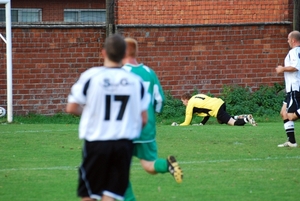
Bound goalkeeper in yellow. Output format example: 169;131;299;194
172;93;257;126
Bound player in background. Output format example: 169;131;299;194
122;37;183;201
66;34;149;201
171;93;257;126
276;30;300;148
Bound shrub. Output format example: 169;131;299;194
156;91;186;123
220;84;285;117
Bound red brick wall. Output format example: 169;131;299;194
0;28;105;115
119;25;289;96
117;0;290;24
0;0;294;115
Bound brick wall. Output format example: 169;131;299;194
0;28;105;115
0;0;294;115
117;0;290;24
118;25;289;96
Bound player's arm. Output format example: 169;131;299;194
179;103;194;126
140;81;150;128
66;103;83;116
66;75;90;116
284;66;299;71
152;71;165;113
141;110;148;128
276;65;298;74
276;51;300;74
200;116;210;125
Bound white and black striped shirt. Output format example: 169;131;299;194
68;67;149;141
284;47;300;92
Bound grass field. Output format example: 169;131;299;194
1;122;300;201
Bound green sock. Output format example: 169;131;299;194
154;158;168;173
124;181;136;201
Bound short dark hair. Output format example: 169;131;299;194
104;34;126;63
181;93;192;100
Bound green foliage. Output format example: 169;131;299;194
0;113;80;124
219;84;285;117
156;91;186;123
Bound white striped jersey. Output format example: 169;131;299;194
284;47;300;93
68;66;149;141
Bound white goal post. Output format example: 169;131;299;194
0;0;12;123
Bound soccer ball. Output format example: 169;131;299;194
0;107;6;117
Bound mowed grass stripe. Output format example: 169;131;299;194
1;155;299;172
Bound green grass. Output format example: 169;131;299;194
0;122;300;201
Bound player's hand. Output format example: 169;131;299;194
171;122;178;126
275;65;284;74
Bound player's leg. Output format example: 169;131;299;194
101;195;115;201
166;155;183;183
227;116;246;126
124;143;156;201
287;112;298;121
78;141;111;200
140;157;183;183
138;142;169;175
287;91;300;121
285;92;298;145
106;140;134;200
124;146;172;201
233;114;257;126
136;142;183;182
278;93;297;147
216;104;246;126
81;197;96;201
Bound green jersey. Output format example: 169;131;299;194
123;63;165;142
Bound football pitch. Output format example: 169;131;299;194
0;122;299;201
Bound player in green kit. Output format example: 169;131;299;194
122;37;183;201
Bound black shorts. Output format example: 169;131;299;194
77;139;134;200
285;91;300;113
216;103;231;124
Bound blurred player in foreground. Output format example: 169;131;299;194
66;34;149;201
172;93;257;126
122;37;183;201
276;30;300;148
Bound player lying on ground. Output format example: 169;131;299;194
172;93;257;126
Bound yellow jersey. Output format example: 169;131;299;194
180;94;224;126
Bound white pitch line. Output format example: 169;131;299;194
178;155;300;164
0;166;77;172
0;155;299;172
0;129;78;134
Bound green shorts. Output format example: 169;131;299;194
133;141;157;161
